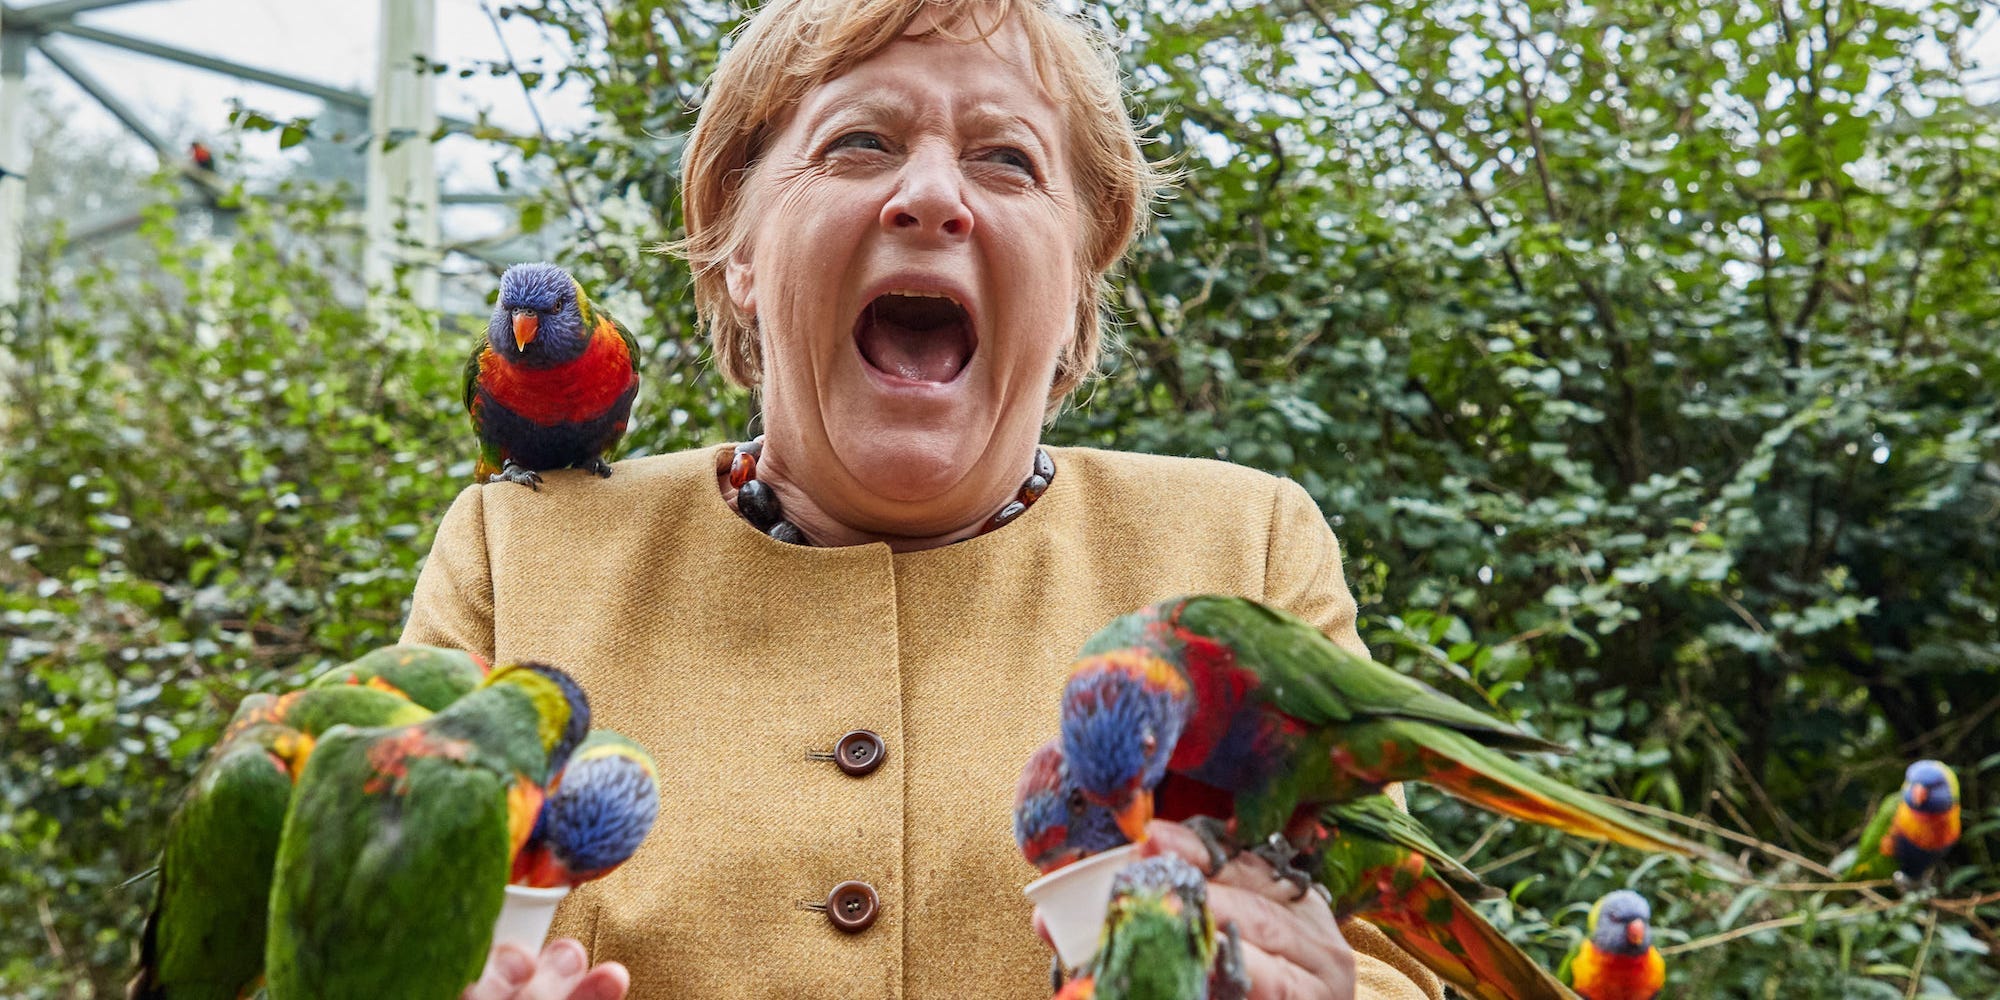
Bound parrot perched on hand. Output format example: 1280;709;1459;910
264;661;591;1000
1314;796;1579;1000
1055;855;1249;1000
511;729;661;888
310;644;489;712
129;687;430;1000
1557;890;1663;1000
1014;739;1129;874
1841;759;1960;889
466;261;640;489
1059;595;1715;884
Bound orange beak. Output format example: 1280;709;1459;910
512;309;539;351
1113;791;1154;844
1627;918;1648;947
1910;783;1928;807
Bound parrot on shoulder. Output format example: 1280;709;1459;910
512;729;661;888
1055;855;1248;1000
310;644;489;712
466;262;640;489
1313;796;1578;1000
1840;759;1960;889
1557;890;1663;1000
129;686;429;1000
264;661;590;1000
1059;595;1716;887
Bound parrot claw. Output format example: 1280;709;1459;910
491;462;544;490
1049;954;1066;995
1212;919;1252;1000
1252;833;1317;901
1182;815;1240;876
581;457;614;478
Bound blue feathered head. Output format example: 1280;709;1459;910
1588;889;1654;957
1059;650;1190;843
1903;759;1958;814
491;262;590;367
1013;740;1128;872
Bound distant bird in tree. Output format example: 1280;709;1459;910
1055;855;1249;1000
465;262;640;490
1841;759;1960;889
511;729;661;888
1558;890;1664;1000
129;686;429;1000
311;644;489;712
189;142;215;172
1059;595;1717;892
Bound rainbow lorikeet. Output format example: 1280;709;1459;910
1840;759;1960;889
512;729;661;888
129;686;429;1000
264;662;590;1000
310;643;489;712
1054;855;1249;1000
1314;796;1578;1000
1014;739;1128;874
466;262;640;489
1059;595;1715;887
1557;891;1663;1000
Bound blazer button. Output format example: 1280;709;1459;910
834;730;886;777
826;881;880;933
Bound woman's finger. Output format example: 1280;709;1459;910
1202;880;1351;987
1137;820;1227;876
1234;934;1348;1000
520;938;594;998
563;962;630;1000
463;943;537;999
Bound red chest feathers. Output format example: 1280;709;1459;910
479;325;637;425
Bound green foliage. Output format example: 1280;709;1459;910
5;0;1999;995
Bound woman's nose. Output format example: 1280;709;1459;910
880;148;973;240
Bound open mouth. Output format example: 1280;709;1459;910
854;291;975;384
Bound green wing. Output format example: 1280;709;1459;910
267;724;515;1000
1175;596;1564;754
1321;795;1493;892
1555;938;1581;984
311;644;488;712
134;720;296;1000
278;684;432;735
1841;793;1900;880
462;336;485;419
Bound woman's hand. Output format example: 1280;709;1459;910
1033;820;1357;1000
461;939;630;1000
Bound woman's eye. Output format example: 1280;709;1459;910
983;147;1036;174
829;131;888;153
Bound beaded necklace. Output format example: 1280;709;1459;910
724;435;1056;546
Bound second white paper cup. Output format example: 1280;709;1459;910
1021;844;1140;970
492;884;571;956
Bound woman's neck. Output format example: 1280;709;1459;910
720;437;1041;553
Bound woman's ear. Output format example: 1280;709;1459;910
725;246;756;321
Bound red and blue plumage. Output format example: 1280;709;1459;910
466;262;640;489
1559;890;1664;1000
1842;758;1960;888
1012;739;1130;874
512;729;661;888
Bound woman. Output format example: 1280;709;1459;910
421;1;1442;997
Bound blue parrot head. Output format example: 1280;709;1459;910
542;746;661;879
1589;889;1654;957
1902;759;1958;814
1059;650;1190;844
492;262;590;366
488;661;593;779
1013;740;1129;873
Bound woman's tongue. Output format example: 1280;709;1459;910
857;310;969;384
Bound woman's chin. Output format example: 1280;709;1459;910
826;427;983;507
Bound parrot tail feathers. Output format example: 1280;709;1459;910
1366;877;1581;1000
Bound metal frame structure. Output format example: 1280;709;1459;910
0;0;469;315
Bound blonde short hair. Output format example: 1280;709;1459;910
676;0;1165;409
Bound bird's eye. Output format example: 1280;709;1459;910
1067;789;1088;816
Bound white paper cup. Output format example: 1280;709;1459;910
491;884;571;955
1021;844;1141;970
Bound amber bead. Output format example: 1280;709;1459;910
728;451;757;489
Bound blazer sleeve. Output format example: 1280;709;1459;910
400;484;498;663
1264;477;1446;1000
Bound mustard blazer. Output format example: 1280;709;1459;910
403;445;1441;1000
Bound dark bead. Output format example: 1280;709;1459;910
826;881;880;934
736;479;782;531
768;520;809;546
1032;448;1054;483
834;730;887;777
734;437;764;457
1020;474;1050;503
988;500;1027;530
728;451;757;489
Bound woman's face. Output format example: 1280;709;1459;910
726;13;1080;525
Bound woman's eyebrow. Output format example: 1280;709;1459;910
805;93;914;134
960;104;1052;151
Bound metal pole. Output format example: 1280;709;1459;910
365;0;439;326
0;25;32;307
